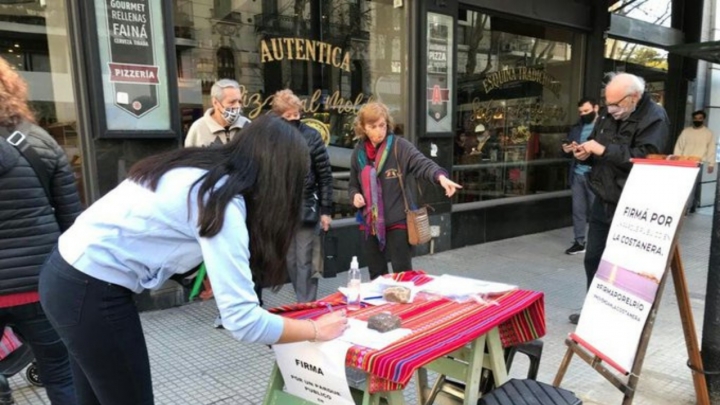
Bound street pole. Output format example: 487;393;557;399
702;170;720;401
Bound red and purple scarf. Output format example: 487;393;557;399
356;135;394;250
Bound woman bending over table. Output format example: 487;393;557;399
38;115;348;405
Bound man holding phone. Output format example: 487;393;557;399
562;97;599;257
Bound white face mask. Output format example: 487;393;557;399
221;106;242;125
607;103;635;121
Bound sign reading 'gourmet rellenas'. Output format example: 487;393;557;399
105;0;160;117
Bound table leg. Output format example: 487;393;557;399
485;327;509;388
262;363;284;405
463;334;487;405
415;368;430;404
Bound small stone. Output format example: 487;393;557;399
367;312;402;333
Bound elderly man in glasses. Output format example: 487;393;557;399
566;72;670;325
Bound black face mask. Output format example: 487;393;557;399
580;111;596;125
693;121;703;128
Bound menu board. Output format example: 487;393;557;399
96;0;171;132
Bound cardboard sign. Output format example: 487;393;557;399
273;339;355;405
575;161;699;373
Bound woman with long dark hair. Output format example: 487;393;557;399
38;115;348;404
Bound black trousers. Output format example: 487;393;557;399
363;229;413;280
583;198;613;290
39;249;153;405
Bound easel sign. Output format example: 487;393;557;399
554;159;708;404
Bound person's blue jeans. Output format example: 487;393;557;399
0;302;75;404
571;172;595;245
39;249;153;405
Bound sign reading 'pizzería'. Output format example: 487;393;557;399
260;37;351;72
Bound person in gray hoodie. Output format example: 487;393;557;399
348;102;461;279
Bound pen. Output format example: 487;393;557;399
363;296;383;300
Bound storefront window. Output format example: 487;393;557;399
0;1;86;205
174;0;408;218
610;0;671;27
605;38;667;105
453;9;584;203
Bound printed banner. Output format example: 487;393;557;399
575;161;699;373
273;339;355;405
95;0;171;131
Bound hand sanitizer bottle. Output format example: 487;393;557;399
347;256;361;311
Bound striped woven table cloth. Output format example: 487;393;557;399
269;271;545;393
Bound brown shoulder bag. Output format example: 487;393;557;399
395;141;432;245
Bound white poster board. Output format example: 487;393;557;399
574;161;699;373
272;339;355;405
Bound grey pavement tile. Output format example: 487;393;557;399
7;211;717;404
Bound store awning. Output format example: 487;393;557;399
666;41;720;64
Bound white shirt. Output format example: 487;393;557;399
674;126;716;167
58;167;283;344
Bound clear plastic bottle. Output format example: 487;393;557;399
347;256;361;311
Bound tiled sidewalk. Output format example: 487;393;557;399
8;208;715;404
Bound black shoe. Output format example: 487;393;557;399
568;313;580;325
565;242;586;255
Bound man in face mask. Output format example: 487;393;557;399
184;79;251;148
183;79;252;315
561;98;599;260
673;110;715;213
569;72;670;325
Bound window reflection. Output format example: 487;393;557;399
0;1;86;206
174;0;408;218
610;0;672;27
453;9;583;203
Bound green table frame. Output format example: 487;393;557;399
262;326;509;405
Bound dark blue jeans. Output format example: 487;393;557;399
0;302;75;404
583;198;613;290
39;249;153;405
570;173;595;245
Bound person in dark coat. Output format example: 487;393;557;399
569;72;670;325
272;89;333;302
348;102;462;279
0;56;81;403
561;97;599;256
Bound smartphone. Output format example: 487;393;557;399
561;139;572;145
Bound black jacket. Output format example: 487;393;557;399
349;136;445;226
0;123;83;294
297;122;333;223
587;93;670;207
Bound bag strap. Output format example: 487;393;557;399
0;123;53;200
394;138;431;212
394;139;411;212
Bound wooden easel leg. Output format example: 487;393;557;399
553;341;575;387
671;247;711;405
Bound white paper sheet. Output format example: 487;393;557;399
337;318;412;350
273;339;355;405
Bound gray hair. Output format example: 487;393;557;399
211;79;241;102
606;72;645;96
